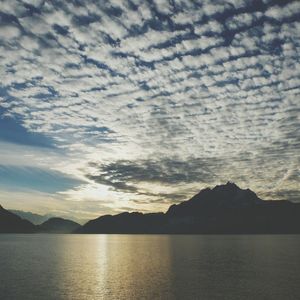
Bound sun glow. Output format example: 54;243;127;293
60;183;111;202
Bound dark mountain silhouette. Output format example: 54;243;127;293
77;182;300;234
0;205;80;233
1;183;300;234
76;212;166;234
167;182;263;216
165;182;300;233
9;210;54;225
0;204;36;233
38;217;81;233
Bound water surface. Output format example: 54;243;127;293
0;234;299;299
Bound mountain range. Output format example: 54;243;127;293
77;182;300;234
9;210;55;225
1;182;300;234
38;217;81;233
0;204;36;233
0;206;80;233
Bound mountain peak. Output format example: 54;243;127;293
226;181;239;187
77;182;300;234
213;181;240;191
39;217;80;233
167;182;263;217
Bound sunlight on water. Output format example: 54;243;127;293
0;235;300;300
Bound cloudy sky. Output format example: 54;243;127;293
0;0;299;222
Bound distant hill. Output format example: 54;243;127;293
9;210;54;225
0;205;36;233
0;206;81;233
38;217;81;233
76;212;166;234
77;182;300;234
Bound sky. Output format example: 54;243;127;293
0;0;299;223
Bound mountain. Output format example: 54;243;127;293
2;183;300;234
167;182;263;216
38;217;81;233
1;207;81;233
76;212;165;234
77;182;300;234
166;182;300;233
0;205;36;233
9;210;54;225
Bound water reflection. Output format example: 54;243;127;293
94;235;174;299
0;234;300;300
57;235;174;299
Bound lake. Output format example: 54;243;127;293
0;234;299;299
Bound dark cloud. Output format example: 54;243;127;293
87;157;218;192
262;189;300;202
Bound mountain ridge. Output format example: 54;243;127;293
77;182;300;234
1;182;299;234
0;207;81;233
166;181;264;217
0;205;36;233
38;217;81;233
9;210;55;225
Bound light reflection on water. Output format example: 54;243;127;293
0;234;300;300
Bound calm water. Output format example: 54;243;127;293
0;235;300;300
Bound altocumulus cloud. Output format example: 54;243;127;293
0;0;299;219
86;157;219;201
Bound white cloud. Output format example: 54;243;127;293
153;0;173;15
265;2;300;20
226;12;263;30
0;25;20;40
0;0;299;218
